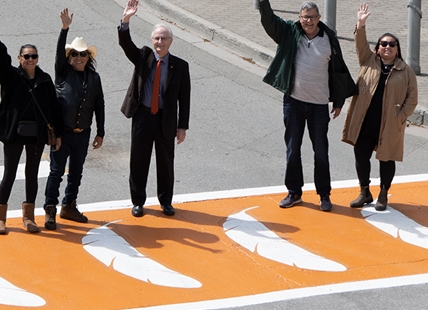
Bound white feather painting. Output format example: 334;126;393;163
223;207;347;272
82;220;202;288
0;276;45;307
362;205;428;250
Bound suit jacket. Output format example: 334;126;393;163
118;28;191;139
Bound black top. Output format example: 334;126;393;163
360;62;393;140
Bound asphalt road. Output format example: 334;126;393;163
1;0;428;309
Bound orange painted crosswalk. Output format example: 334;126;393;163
1;176;428;309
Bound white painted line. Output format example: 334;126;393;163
7;173;428;218
128;273;428;310
0;160;50;180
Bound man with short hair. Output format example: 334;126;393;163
118;0;191;217
259;0;356;211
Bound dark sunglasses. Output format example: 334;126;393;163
21;54;38;60
380;41;397;48
70;51;88;58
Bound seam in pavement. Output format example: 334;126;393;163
143;0;275;67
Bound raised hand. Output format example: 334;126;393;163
357;3;370;28
123;0;139;23
60;8;73;30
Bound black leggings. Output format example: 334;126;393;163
0;142;44;204
354;134;395;190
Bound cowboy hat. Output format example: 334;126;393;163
65;37;97;59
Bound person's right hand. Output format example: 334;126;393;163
60;8;73;30
357;3;370;28
123;0;139;23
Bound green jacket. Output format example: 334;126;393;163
260;0;357;108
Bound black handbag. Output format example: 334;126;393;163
16;99;38;137
17;120;38;136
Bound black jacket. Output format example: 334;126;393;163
0;40;63;145
55;29;105;137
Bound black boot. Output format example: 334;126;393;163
375;186;388;211
44;205;57;230
350;185;373;208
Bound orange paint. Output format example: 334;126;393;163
0;181;427;309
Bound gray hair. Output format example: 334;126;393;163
300;2;319;15
151;23;174;40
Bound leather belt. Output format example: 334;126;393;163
66;127;84;133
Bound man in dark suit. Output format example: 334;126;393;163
118;0;191;217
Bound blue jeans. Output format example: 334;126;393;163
44;129;90;206
283;95;331;196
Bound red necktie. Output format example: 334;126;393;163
151;59;162;114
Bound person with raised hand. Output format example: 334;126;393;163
259;0;356;211
118;0;191;218
43;8;105;230
0;40;62;234
342;3;418;211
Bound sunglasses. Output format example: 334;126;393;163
380;41;397;48
70;51;88;58
21;54;38;60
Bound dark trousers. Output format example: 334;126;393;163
354;134;395;189
129;106;175;207
0;142;44;204
283;96;331;196
44;129;90;206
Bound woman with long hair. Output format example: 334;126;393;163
0;40;62;234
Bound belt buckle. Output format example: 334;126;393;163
73;128;84;133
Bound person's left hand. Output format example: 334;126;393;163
92;136;103;149
176;129;186;145
331;107;342;119
60;8;73;30
52;137;62;152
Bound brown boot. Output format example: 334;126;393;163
375;186;388;211
22;202;40;233
60;200;88;223
350;185;373;208
0;204;7;234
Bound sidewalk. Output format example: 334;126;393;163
142;0;428;125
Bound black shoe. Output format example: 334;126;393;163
161;204;175;216
44;204;57;230
132;205;144;217
60;200;88;223
279;193;302;208
320;194;333;212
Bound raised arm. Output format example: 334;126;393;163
55;9;74;78
0;40;12;85
354;3;372;66
118;0;143;65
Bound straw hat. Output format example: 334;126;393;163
65;37;97;59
